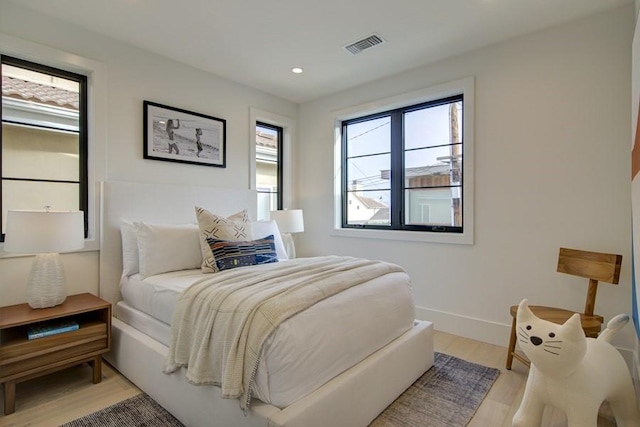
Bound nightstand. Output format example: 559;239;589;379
0;293;111;415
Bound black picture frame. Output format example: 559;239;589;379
143;101;226;168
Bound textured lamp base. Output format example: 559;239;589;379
27;253;67;309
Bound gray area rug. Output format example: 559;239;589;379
61;352;499;427
60;393;182;427
369;352;499;426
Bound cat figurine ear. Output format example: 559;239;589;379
516;299;586;377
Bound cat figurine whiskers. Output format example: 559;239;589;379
512;299;640;427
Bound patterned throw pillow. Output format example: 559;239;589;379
195;206;251;273
206;235;278;271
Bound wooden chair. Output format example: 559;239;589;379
505;247;622;370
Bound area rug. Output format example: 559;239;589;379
369;352;499;426
60;393;182;427
61;352;499;427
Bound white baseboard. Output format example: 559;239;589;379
416;305;635;370
415;305;512;348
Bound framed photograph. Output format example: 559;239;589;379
143;101;226;167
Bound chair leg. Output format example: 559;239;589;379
506;315;517;370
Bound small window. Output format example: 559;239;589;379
1;56;88;240
255;122;283;221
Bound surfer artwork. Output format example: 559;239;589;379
143;101;226;168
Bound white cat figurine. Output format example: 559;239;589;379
512;299;640;427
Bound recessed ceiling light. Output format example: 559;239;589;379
291;67;304;74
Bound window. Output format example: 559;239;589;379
1;55;88;240
255;122;283;221
337;77;473;243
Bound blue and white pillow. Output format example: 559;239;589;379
206;234;278;271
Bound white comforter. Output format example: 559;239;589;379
120;257;415;408
164;256;406;410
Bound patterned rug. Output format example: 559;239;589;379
61;352;499;427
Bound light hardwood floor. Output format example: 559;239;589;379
0;331;620;427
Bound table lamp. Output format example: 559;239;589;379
270;209;304;259
4;209;84;309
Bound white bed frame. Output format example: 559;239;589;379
99;180;434;427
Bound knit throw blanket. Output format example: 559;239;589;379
163;255;404;410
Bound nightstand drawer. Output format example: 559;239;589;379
0;336;107;380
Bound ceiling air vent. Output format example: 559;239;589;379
344;34;385;55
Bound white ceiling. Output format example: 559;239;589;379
7;0;632;104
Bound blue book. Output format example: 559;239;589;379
27;321;79;340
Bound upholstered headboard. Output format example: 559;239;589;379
99;180;256;306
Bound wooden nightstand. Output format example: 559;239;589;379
0;293;111;415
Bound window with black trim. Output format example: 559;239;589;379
342;94;463;233
1;55;88;241
255;122;283;221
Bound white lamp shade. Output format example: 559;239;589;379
270;209;304;234
4;210;85;254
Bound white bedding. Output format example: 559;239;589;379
119;261;415;408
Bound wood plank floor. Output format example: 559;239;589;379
0;331;619;427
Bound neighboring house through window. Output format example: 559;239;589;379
1;55;88;241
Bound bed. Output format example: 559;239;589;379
99;180;434;427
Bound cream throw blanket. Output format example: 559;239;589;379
164;255;405;410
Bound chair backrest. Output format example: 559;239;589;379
556;247;622;316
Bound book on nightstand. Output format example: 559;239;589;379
27;321;80;340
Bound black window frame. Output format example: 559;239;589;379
341;94;463;233
256;121;283;211
1;55;89;241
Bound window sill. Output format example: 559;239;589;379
331;227;473;245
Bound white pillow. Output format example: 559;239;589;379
195;207;251;273
251;220;288;261
120;220;139;277
120;220;140;276
135;222;202;279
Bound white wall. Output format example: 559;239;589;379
0;1;297;306
297;5;636;350
0;1;635;353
